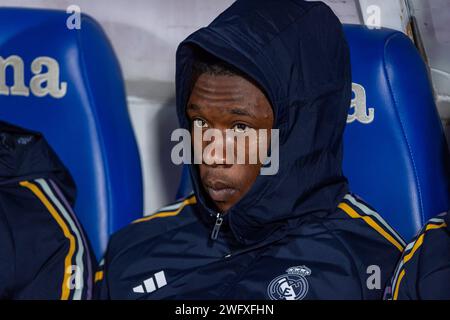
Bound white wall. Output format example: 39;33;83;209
410;0;450;129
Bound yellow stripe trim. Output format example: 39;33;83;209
338;202;404;252
392;222;447;300
132;195;197;224
94;271;104;283
393;270;405;300
20;180;76;300
404;223;447;264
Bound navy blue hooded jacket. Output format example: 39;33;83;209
96;0;404;300
386;212;450;300
0;121;94;300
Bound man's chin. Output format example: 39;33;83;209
212;199;234;214
215;203;232;214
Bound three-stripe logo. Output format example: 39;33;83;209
133;271;167;294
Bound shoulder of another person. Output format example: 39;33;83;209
107;193;198;257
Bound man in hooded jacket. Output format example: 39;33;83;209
0;121;94;300
95;0;404;300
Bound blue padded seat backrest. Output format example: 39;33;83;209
342;24;449;241
0;8;143;259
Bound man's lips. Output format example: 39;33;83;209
204;181;237;202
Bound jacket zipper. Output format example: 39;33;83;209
210;212;224;240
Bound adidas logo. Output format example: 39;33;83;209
133;270;167;294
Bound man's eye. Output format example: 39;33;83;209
193;119;208;128
233;123;250;133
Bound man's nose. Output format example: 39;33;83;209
202;129;233;167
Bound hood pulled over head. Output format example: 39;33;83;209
176;0;352;245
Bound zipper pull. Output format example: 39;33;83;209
210;213;224;240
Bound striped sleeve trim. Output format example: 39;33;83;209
19;179;91;300
94;258;105;284
390;217;448;300
338;194;405;252
94;271;104;283
132;194;197;224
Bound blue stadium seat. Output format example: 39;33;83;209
343;24;449;241
177;24;450;242
0;8;143;259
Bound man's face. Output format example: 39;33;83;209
187;73;274;213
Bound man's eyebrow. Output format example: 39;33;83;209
187;103;202;111
228;107;257;119
187;103;257;119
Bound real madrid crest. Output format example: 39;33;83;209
267;266;311;300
